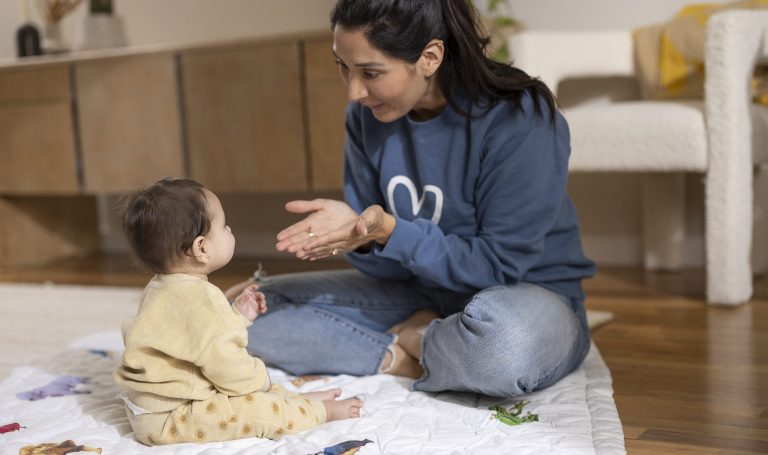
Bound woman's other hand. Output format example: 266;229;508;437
275;199;395;260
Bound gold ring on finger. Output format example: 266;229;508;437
332;248;339;256
308;231;316;239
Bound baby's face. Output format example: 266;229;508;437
202;189;235;271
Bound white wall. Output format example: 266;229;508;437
1;0;336;59
4;0;733;59
506;0;729;30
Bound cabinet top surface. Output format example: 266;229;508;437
0;30;332;73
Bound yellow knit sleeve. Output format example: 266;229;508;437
196;329;271;396
189;280;271;396
230;301;254;327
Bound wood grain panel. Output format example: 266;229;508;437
0;196;98;267
0;102;78;193
0;66;70;103
182;44;307;193
304;38;348;191
76;54;184;192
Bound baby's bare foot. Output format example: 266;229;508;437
387;309;439;334
324;397;362;421
300;388;341;401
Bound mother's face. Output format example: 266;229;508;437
332;25;441;123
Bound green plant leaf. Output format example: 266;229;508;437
493;16;517;28
488;0;503;12
492;45;509;63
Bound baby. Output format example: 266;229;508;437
115;178;361;446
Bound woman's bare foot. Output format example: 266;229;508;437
398;325;428;359
323;397;362;421
379;344;424;379
387;309;439;334
300;388;341;401
386;309;439;360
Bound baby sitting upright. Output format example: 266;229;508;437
114;178;361;446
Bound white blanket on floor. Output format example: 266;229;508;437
0;283;625;454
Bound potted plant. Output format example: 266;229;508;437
473;0;518;62
37;0;84;53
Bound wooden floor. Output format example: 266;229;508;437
1;255;766;454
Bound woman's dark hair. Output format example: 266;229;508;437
122;178;211;274
330;0;556;120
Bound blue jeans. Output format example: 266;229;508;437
247;270;591;397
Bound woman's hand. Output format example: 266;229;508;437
234;284;267;322
275;199;395;261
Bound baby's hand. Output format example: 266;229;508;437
234;284;267;322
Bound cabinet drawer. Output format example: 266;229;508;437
0;102;78;193
76;54;184;192
0;66;70;103
182;44;307;193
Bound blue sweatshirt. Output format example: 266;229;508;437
344;93;595;304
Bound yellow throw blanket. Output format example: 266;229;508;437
633;0;768;105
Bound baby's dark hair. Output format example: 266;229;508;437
122;178;211;274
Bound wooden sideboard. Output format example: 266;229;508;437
0;32;348;267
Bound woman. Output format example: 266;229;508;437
239;0;595;397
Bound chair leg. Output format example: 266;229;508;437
753;164;768;276
641;173;686;271
705;168;753;306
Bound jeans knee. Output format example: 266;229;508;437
456;285;582;395
469;328;556;395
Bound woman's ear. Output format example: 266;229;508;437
190;235;209;264
420;39;445;78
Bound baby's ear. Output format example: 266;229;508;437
189;235;209;264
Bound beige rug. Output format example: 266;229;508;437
0;283;613;380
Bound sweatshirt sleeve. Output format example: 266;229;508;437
195;286;270;396
196;329;271;396
343;104;415;281
377;105;572;293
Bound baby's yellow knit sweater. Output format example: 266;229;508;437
115;273;270;413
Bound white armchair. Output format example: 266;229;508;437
509;10;768;305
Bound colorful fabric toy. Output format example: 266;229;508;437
312;438;374;455
16;376;90;401
0;422;23;434
19;440;102;454
489;401;539;426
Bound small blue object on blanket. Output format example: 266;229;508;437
88;349;112;358
312;438;374;455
